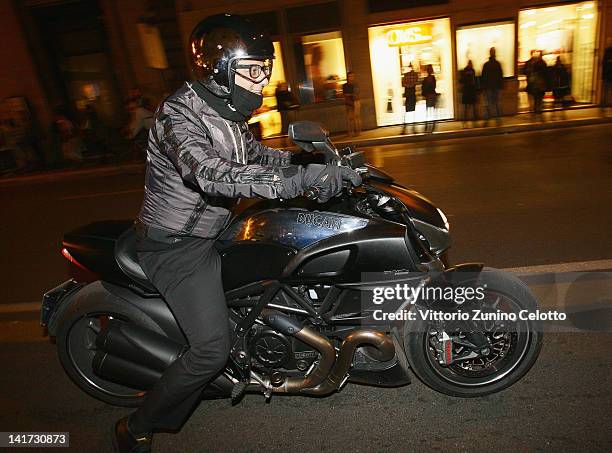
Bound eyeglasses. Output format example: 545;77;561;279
232;60;273;82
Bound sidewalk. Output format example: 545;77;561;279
1;107;609;187
262;106;611;149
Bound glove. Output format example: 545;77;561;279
278;164;362;203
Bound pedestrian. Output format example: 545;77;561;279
112;14;362;453
81;103;111;159
551;56;570;119
343;71;362;136
421;64;438;133
275;81;299;135
460;60;478;127
524;50;548;119
601;41;612;115
481;47;504;126
52;106;84;164
402;63;419;134
125;96;153;161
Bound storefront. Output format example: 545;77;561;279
368;18;454;127
249;41;286;138
518;1;599;109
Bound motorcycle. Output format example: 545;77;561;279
41;121;542;407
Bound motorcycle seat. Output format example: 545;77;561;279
114;227;156;292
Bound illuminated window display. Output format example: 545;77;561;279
294;31;348;104
368;18;453;126
249;41;286;137
518;2;598;107
456;22;515;77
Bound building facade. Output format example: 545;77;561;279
1;0;610;150
177;0;612;135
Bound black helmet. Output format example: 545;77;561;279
190;13;274;96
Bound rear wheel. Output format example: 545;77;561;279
55;286;159;407
404;268;543;397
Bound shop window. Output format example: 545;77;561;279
518;1;598;107
294;31;348;104
248;41;286;138
456;22;515;77
368;18;454;126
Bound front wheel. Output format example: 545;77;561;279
404;268;543;397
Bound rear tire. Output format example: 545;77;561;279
404;268;543;397
55;283;160;407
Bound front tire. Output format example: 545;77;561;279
404;268;543;397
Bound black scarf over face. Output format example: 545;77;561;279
192;81;263;122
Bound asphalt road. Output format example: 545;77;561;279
0;124;611;452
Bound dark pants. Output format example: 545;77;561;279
130;233;231;432
462;102;477;122
486;89;501;120
531;92;545;115
602;81;612;108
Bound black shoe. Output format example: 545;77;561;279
113;417;152;453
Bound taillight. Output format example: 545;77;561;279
61;247;86;270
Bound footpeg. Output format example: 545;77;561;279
231;381;248;404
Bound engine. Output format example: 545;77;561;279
247;325;319;373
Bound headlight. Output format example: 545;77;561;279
437;208;450;231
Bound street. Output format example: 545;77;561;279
0;124;611;451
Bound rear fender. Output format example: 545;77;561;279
47;280;184;344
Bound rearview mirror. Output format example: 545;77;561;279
288;121;329;143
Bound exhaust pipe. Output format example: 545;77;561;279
260;310;336;393
95;320;186;371
260;310;395;395
92;351;161;389
92;320;185;389
301;329;395;395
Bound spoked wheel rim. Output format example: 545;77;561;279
66;313;146;400
424;291;532;387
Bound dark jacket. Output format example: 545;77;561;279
603;46;612;82
460;66;478;104
524;58;548;94
551;63;570;97
276;88;299;111
138;82;291;239
481;58;504;91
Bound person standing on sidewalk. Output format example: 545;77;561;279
402;63;419;134
524;51;548;119
481;47;504;126
275;81;299;134
602;42;612;115
343;71;362;136
126;96;154;161
551;56;570;119
459;60;478;127
421;65;438;134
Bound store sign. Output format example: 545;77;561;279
386;25;433;46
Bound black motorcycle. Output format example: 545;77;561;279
41;121;542;407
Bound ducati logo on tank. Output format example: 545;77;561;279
296;212;342;230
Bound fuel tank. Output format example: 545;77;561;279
216;197;415;289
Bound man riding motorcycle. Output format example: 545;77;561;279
113;13;362;453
